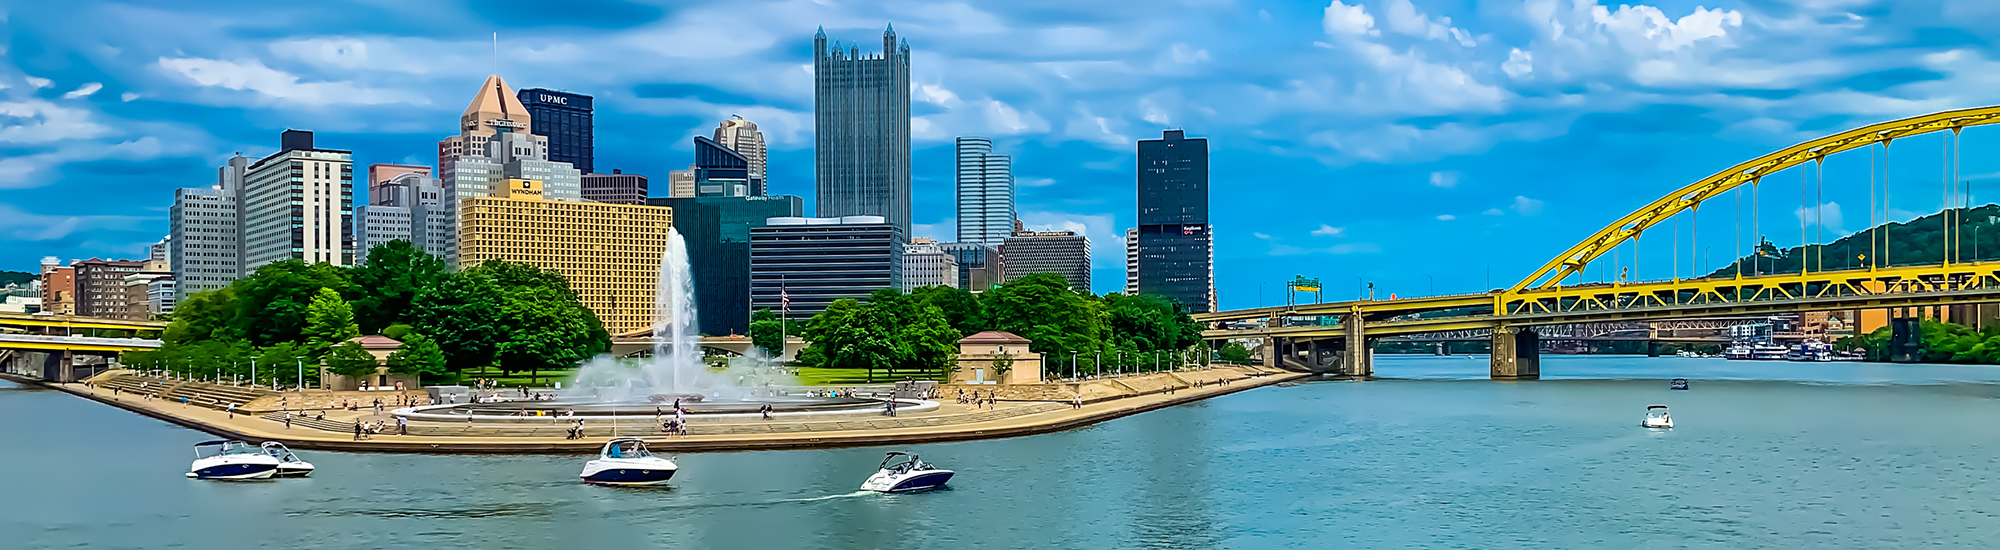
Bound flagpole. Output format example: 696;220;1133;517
778;274;788;363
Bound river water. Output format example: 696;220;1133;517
6;356;2000;548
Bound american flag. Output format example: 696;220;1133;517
780;288;790;311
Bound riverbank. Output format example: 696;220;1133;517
7;365;1306;453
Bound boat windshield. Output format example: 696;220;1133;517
603;440;650;459
195;440;259;458
1646;407;1670;418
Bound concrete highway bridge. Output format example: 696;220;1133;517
1197;106;2000;378
0;313;165;382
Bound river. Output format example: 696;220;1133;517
6;356;2000;548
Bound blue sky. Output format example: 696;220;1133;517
4;0;2000;309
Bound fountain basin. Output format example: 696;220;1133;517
397;397;938;422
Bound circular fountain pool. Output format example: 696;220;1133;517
398;395;938;422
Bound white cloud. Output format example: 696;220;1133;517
119;92;139;102
0;100;114;143
911;218;955;242
1383;0;1474;46
0;202;152;241
1017;210;1123;269
1310;224;1345;237
1020;177;1056;187
1253;232;1274;240
23;76;50;89
1269;242;1381;256
1168;43;1210;64
156;57;421;106
1323;1;1379;37
1436;214;1456;221
61;83;103;99
0;137;177;190
1503;48;1533;78
1512;196;1545;216
1794;201;1845;234
1428;171;1459;188
1483;208;1505;216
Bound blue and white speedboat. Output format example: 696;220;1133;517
579;438;677;486
187;440;280;480
861;452;953;493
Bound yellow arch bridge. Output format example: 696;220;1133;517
1195;105;2000;378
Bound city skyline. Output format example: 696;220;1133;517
6;2;2000;309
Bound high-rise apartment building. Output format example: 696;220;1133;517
750;216;903;319
457;178;673;334
172;156;246;299
242;130;353;270
72;258;147;318
441;75;584;260
39;257;74;315
667;167;697;198
649;194;805;336
713;116;767;196
582;169;648;205
518;88;594;174
1135;129;1214;313
955;137;1014;245
902;238;959;290
1125;227;1139;295
813;26;912;232
356;166;449;263
1001;229;1091;291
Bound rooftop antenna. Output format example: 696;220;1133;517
491;32;498;75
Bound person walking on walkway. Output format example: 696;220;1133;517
398;416;407;436
353;421;364;441
284;411;293;429
226;403;236;419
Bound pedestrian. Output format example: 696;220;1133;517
398;416;407;436
353;421;364;441
316;411;325;421
284;412;292;429
226;403;235;419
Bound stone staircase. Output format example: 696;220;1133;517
94;375;274;411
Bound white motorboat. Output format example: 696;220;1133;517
260;442;315;478
578;437;677;486
861;452;954;493
187;440;281;480
1642;405;1674;429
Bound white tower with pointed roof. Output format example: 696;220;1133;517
438;74;584;262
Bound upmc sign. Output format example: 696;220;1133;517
521;89;591;111
539;94;568;105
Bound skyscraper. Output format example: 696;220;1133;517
518;88;594;174
647;194;805;336
1135;129;1214;313
582;169;648;205
713;116;767;196
955;137;1015;245
813;25;912;232
441;75;583;261
902;238;959;290
750;216;904;319
170;155;244;300
1124;227;1139;295
242;130;352;270
356;164;449;263
458;178;673;334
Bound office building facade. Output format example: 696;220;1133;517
441;75;584;260
1001;230;1091;291
648;194;805;336
667;167;697;198
955;137;1014;245
713;116;767;196
813;26;912;232
171;155;246;299
357;167;450;263
148;236;172;265
939;242;1003;292
902;238;959;290
1136;129;1214;312
458;178;672;334
582;170;648;205
692;136;753;198
72;258;147;318
242;130;353;270
121;260;172;320
518;88;594;174
750;216;903;319
1124;227;1139;295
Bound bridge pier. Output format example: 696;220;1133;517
1340;316;1372;377
1490;327;1540;380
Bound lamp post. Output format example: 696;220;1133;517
297;359;304;392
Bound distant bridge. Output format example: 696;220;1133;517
1198;106;2000;378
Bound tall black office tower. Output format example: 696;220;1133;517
517;88;594;175
1136;130;1214;313
812;25;912;233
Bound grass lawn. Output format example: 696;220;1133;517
431;366;580;388
791;366;947;386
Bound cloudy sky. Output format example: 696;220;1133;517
4;0;2000;309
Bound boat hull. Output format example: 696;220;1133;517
864;470;954;493
188;461;279;480
274;463;315;478
580;458;677;486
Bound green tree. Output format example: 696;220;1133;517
799;298;898;375
163;288;241;345
255;342;305;387
493;283;605;380
749;308;802;357
980;273;1107;359
387;333;449;377
907;285;985;337
1217;342;1253;364
302;287;361;359
325;341;382;378
411;270;506;373
1104;293;1202;352
348;240;448;333
230;260;353;346
901;303;962;374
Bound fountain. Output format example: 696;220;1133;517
401;228;935;422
